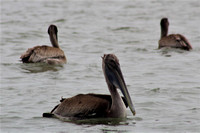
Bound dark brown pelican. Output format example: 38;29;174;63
158;18;192;51
20;25;66;65
43;54;135;120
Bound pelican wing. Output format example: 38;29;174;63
52;94;110;119
176;34;192;50
159;34;192;50
20;45;66;64
49;93;128;119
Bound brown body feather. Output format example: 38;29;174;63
20;45;66;64
49;94;128;119
159;34;192;50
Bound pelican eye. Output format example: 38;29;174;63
107;59;118;69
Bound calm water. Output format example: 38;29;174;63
1;0;200;132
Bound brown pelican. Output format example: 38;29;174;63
43;54;135;120
158;18;192;51
20;25;66;65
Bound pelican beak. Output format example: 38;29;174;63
104;55;136;116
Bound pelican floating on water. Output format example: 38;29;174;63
20;25;66;65
158;18;192;51
43;54;135;120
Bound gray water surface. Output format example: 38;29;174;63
1;0;200;133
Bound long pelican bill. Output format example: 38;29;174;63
104;55;136;116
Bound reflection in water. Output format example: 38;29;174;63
19;63;64;73
42;114;139;126
54;117;129;125
158;48;186;57
102;129;128;133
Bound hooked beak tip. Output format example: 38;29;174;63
133;111;136;116
130;106;136;116
101;54;107;60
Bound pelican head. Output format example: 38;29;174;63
102;54;136;116
161;18;169;28
48;25;59;48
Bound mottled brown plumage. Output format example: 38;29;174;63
20;25;66;64
49;94;128;119
43;54;135;120
158;18;192;51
